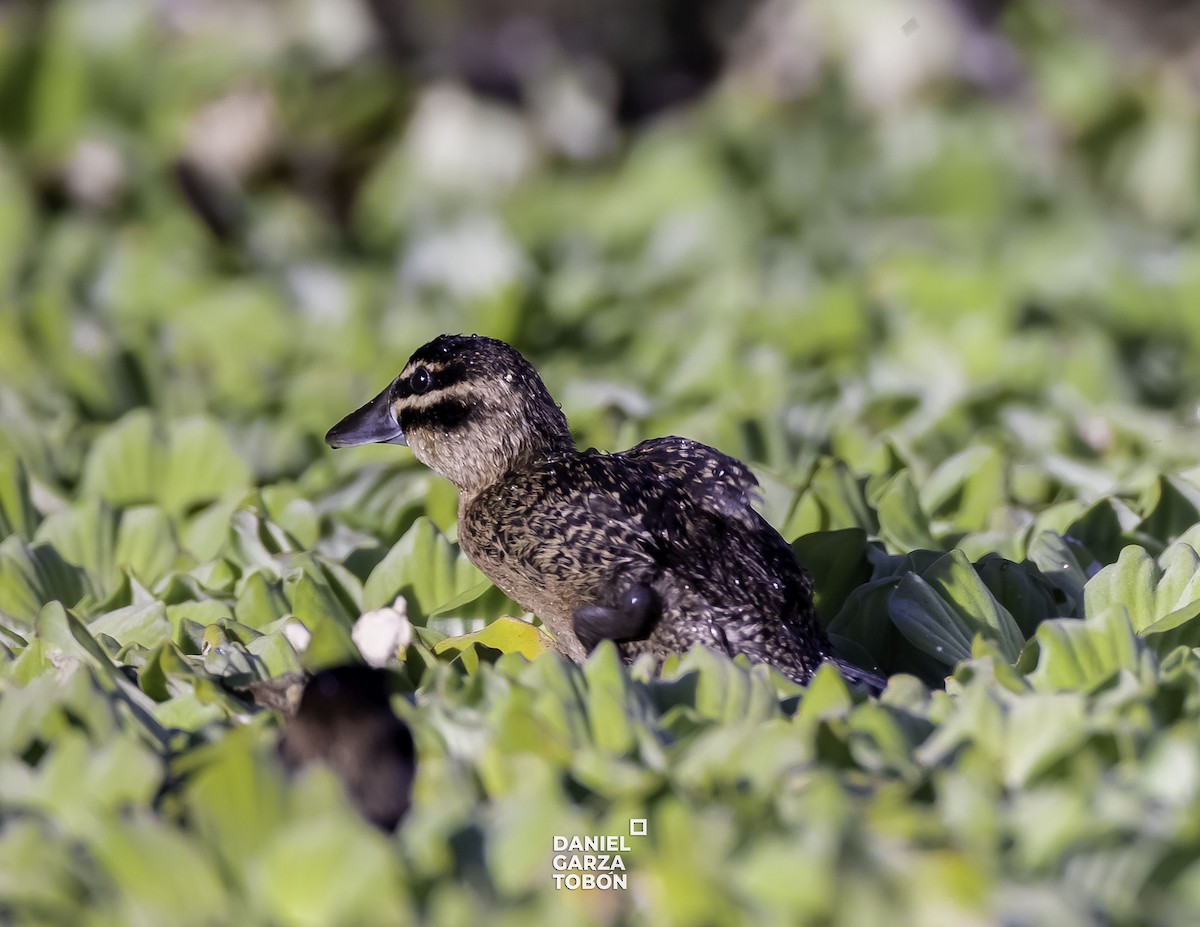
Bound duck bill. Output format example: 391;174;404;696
325;383;407;449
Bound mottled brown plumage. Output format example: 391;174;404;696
327;334;883;689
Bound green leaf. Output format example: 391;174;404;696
432;617;553;660
362;517;513;622
33;500;182;600
32;601;115;669
0;452;38;540
0;819;80;916
292;574;358;670
235;570;291;630
259;486;321;549
730;837;830;917
88;602;171;649
33;499;120;598
26;730;161;826
247;628;303;676
827;578;901;671
26;1;88;160
115;506;182;588
923;550;1025;659
1154;544;1200;616
1141;599;1200;657
255;814;405;927
876;470;938;552
920;445;1004;532
1027;531;1092;615
581;642;640;754
793;664;853;733
662;646;781;725
183;496;243;562
484;764;576;896
975;553;1065;638
0;535;90;625
788;458;878;536
792;527;872;624
1028;607;1151;692
78;412;161;510
889;551;1023;668
0;156;35;294
184;727;289;875
1064;498;1131;567
843;702;914;778
80;411;251;516
1084;543;1200;634
153;693;228;731
889;572;974;670
1137;475;1200;549
570;748;664;799
91;815;230;926
1002;693;1088;787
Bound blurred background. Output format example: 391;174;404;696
11;5;1200;925
6;0;1200;519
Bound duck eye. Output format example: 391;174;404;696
410;367;432;394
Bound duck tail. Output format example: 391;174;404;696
828;657;887;695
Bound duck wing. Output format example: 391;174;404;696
468;444;791;612
619;437;761;525
463;447;827;672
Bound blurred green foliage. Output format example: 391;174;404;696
6;0;1200;924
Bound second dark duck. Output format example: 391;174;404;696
278;665;415;832
327;335;884;691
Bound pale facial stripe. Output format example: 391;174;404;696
391;377;478;412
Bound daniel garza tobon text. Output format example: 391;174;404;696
551;835;632;890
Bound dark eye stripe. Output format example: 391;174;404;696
394;360;481;399
399;398;477;433
428;363;469;392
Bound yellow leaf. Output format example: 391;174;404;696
432;617;553;660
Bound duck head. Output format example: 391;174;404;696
326;334;573;495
